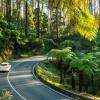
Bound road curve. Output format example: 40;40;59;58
7;56;73;100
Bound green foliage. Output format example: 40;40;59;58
48;46;100;77
48;47;74;67
0;28;3;37
48;49;61;60
34;9;48;36
48;46;100;95
2;89;13;100
44;39;58;51
36;62;61;86
7;23;16;30
62;48;75;64
92;46;100;52
70;57;98;76
59;36;96;52
50;10;64;37
40;12;48;35
28;6;35;32
60;40;74;49
73;10;99;41
48;0;99;41
0;20;8;29
33;38;44;49
0;18;22;61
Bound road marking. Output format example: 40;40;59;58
13;81;41;87
7;56;73;100
7;62;26;100
32;65;74;100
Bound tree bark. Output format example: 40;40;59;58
16;0;20;30
6;0;11;22
60;69;64;84
25;0;28;35
37;0;40;38
78;71;84;92
71;72;76;90
55;7;59;39
59;60;64;84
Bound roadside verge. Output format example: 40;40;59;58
32;64;94;100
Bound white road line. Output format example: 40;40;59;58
7;56;73;100
7;62;26;100
32;64;74;100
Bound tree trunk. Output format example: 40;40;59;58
59;60;64;84
91;74;96;95
71;72;76;90
0;0;3;16
84;76;90;92
55;7;59;39
98;0;100;18
91;74;94;90
16;0;20;30
48;8;52;34
78;72;84;92
32;0;34;12
25;0;28;35
60;69;64;84
6;0;11;22
37;0;40;38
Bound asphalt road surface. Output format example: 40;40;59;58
0;56;73;100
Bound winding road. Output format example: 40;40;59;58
0;56;73;100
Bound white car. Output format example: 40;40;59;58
0;62;11;72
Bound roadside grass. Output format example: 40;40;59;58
36;62;77;91
35;61;100;100
36;62;61;87
35;61;76;91
14;49;45;59
20;52;32;58
0;57;3;63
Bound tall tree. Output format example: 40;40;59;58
48;0;99;41
37;0;40;37
6;0;11;21
0;0;3;16
25;0;28;35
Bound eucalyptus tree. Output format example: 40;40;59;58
48;0;64;39
48;0;99;41
6;0;11;22
0;0;4;16
37;0;40;37
24;0;28;35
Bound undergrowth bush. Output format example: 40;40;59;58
2;89;13;100
44;38;58;51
